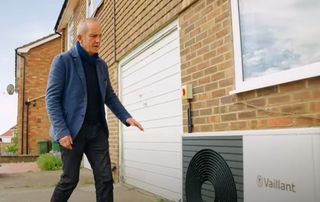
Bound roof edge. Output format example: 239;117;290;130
54;0;68;32
16;34;60;54
54;0;80;32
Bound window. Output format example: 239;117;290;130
231;0;320;93
86;0;103;17
67;20;74;50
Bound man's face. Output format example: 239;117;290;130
78;21;102;55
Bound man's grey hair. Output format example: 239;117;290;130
76;18;99;35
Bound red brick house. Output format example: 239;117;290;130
15;34;61;155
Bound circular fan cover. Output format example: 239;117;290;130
185;149;237;202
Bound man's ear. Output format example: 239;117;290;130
76;35;82;42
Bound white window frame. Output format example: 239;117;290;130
86;0;103;17
230;0;320;94
67;19;74;50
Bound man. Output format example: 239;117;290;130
46;18;143;202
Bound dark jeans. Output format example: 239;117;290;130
51;123;113;202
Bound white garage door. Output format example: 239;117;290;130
119;20;183;200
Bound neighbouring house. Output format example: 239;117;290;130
0;125;17;143
15;34;62;155
51;0;320;201
0;125;17;156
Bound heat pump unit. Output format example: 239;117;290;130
182;127;320;202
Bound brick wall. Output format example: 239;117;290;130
179;0;320;132
0;155;38;163
94;0;119;177
16;37;62;155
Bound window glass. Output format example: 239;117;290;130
86;0;103;17
231;0;320;92
67;21;74;50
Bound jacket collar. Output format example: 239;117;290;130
70;45;80;58
70;43;103;64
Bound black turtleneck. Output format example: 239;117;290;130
76;42;103;125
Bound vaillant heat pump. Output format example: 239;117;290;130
182;127;320;202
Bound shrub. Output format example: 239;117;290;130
37;153;62;171
4;136;18;154
4;144;18;154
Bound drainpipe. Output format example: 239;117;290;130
55;31;61;36
25;99;30;154
24;96;42;155
15;50;26;155
113;0;121;180
187;99;193;133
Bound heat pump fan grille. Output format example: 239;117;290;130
185;149;237;202
183;136;243;202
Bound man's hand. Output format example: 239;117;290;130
59;135;73;150
126;118;144;131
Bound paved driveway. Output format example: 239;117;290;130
0;163;160;202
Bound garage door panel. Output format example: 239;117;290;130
125;90;181;112
123;159;181;178
124;126;182;136
123;88;180;108
122;132;181;142
122;33;178;73
124;123;182;133
122;63;181;97
122;75;181;108
122;75;181;106
123;141;181;152
125;116;182;131
123;167;181;190
121;34;179;74
123;114;182;131
124;177;181;200
125;99;182;124
122;39;179;80
122;59;179;91
120;21;182;200
123;149;181;168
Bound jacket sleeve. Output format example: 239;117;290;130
104;66;132;126
46;55;71;140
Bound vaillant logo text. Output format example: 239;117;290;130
256;175;296;193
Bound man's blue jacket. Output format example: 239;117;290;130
46;46;131;141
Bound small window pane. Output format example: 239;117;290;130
67;21;74;50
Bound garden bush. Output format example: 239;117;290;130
4;136;18;155
4;144;18;154
37;153;62;171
